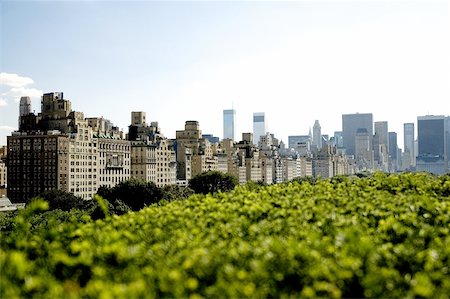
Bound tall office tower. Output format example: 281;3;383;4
19;96;31;116
131;111;146;126
342;113;373;157
253;112;267;145
416;115;448;174
388;132;398;172
19;96;32;128
403;123;415;169
334;131;344;148
312;120;322;150
223;109;236;141
374;121;389;170
355;128;373;170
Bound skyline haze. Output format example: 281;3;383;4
1;0;449;147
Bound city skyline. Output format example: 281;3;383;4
1;0;449;146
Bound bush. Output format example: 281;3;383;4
32;189;85;211
189;171;238;195
161;185;194;201
102;179;163;211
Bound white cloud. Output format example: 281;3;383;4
0;73;43;104
0;125;17;131
0;98;7;107
0;72;34;88
6;87;43;103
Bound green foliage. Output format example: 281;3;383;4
189;171;238;195
1;173;450;298
100;179;163;211
33;189;85;211
161;184;194;201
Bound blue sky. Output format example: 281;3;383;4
1;0;449;147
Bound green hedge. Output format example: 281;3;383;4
1;172;450;298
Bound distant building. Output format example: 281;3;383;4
355;128;373;171
388;132;398;172
128;112;176;187
416;115;449;174
333;131;344;148
203;134;220;144
175;121;217;182
223;109;236;141
373;121;389;171
403;123;415;170
253;112;267;146
312;120;322;150
342;113;373;157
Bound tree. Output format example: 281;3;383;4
189;171;238;195
33;189;85;211
106;179;163;211
161;185;194;201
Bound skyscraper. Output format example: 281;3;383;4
416;115;448;174
223;109;236;141
403;123;415;169
19;96;32;127
374;121;389;170
342;113;373;157
253;112;267;145
19;96;31;116
312;120;322;150
388;132;398;172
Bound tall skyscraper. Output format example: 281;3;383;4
253;112;267;145
355;128;373;170
19;96;31;116
403;123;415;169
374;121;389;170
312;120;322;150
388;132;398;172
342;113;373;157
416;115;448;174
223;109;236;141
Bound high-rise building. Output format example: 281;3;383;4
19;96;31;117
374;121;389;171
416;115;448;174
312;120;322;150
223;109;236;141
8;92;131;202
403;123;415;169
253;112;267;145
355;128;373;170
342;113;373;157
388;132;398;172
333;131;344;148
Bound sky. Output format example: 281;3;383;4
1;0;449;148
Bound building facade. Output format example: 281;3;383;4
342;113;373;157
253;112;267;146
223;109;236;141
416;115;448;174
8;92;131;202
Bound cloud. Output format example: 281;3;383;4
6;87;43;103
0;98;7;107
0;73;42;104
0;72;34;88
0;125;17;131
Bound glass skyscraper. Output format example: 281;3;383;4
253;112;267;145
342;113;373;156
223;109;235;141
